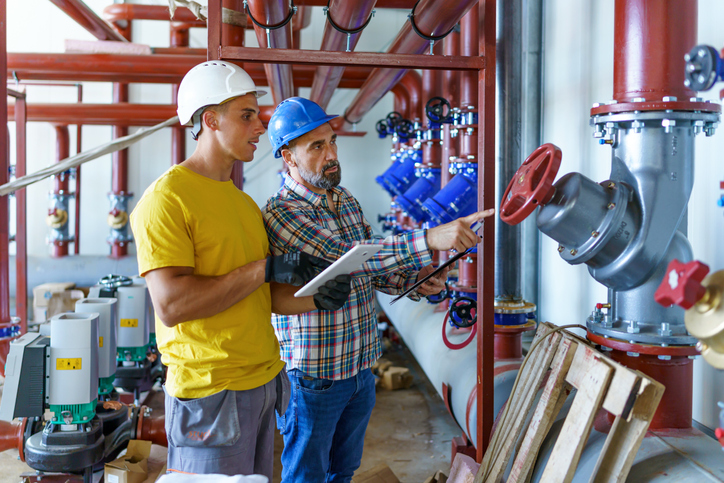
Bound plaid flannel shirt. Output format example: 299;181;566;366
262;174;433;380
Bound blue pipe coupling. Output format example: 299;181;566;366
376;149;422;197
421;162;478;225
395;167;442;223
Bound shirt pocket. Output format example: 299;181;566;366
166;389;241;448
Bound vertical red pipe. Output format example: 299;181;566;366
13;92;27;334
613;0;696;103
52;125;70;258
477;0;496;460
442;30;460;187
0;0;11;366
110;22;132;259
74;85;81;254
421;58;444;169
170;24;190;165
398;70;423;123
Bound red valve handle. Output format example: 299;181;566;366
654;259;710;310
500;143;562;225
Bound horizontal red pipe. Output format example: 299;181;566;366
49;0;126;42
6;103;270;126
8;53;372;87
102;4;207;27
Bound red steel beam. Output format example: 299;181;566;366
48;0;127;42
10;89;27;333
477;0;496;460
0;0;9;335
441;30;460;187
309;0;378;110
170;26;189;165
296;0;414;7
220;46;484;71
7;53;373;86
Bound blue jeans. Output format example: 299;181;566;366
277;368;376;483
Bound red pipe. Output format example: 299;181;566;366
110;23;132;259
74;86;82;254
493;331;523;360
391;84;410;120
7;103;274;126
309;0;378;110
170;26;189;165
609;352;692;430
7;53;373;87
613;0;696;103
442;31;460;187
0;419;25;453
102;4;207;28
421;66;443;169
137;409;168;447
48;0;127;42
52;125;70;258
246;0;295;105
297;0;414;7
343;0;478;127
12;91;27;334
398;70;422;122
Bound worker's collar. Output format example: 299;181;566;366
283;173;341;206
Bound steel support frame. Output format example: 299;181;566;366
206;0;496;459
8;88;26;334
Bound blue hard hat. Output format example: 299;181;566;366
268;97;339;158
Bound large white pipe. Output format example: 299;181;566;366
377;292;520;446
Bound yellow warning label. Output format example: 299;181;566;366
99;336;104;348
56;358;82;370
120;319;138;328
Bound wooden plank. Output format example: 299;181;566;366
507;338;577;483
477;326;562;483
588;377;665;483
600;364;640;419
539;345;613;483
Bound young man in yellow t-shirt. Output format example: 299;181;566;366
130;62;352;478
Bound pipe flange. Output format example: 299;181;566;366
591;99;721;116
494;299;537;315
559;181;631;265
586;317;698;347
587;331;699;356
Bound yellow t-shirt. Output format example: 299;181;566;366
130;165;284;399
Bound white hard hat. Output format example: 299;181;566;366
177;61;267;127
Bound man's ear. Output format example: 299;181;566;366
281;148;296;168
202;110;218;132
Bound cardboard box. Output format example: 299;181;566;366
380;366;413;391
46;289;85;320
353;464;400;483
105;440;152;483
32;282;75;322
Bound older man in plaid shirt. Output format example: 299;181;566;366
263;97;494;483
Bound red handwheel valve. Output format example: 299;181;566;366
654;259;711;309
500;143;562;225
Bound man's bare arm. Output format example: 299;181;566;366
145;260;266;327
270;282;317;315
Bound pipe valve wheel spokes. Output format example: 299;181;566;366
500;143;562;225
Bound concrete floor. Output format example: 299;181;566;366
0;342;460;483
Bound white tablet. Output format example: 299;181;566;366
294;244;384;297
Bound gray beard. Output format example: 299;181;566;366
298;161;342;190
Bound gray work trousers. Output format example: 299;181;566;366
164;369;290;479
